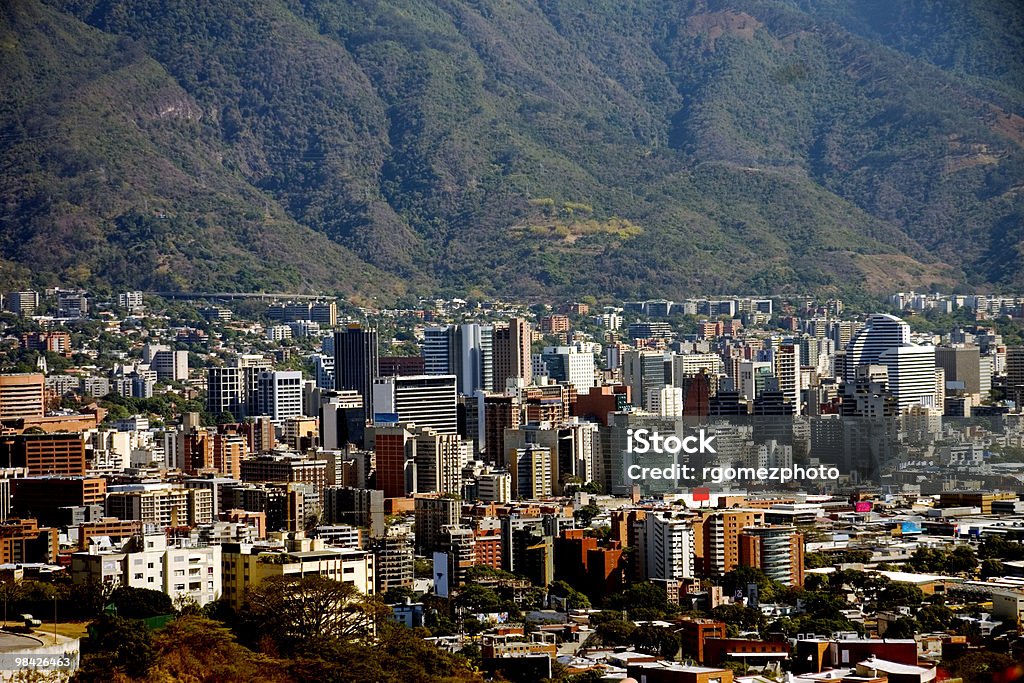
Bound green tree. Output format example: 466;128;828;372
710;604;763;632
980;558;1005;579
77;615;156;681
454;585;503;613
549;580;592;610
595;618;636;646
631;624;680;659
110;586;174;619
241;575;387;656
916;604;955;632
882;616;918;639
149;616;290;681
878;584;925;607
574;503;602;528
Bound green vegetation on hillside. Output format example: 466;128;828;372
0;0;1020;299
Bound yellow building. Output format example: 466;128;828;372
221;534;374;609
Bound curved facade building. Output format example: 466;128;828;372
845;314;936;412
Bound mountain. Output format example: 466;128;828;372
1;0;1022;300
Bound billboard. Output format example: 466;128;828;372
433;551;449;598
854;501;873;513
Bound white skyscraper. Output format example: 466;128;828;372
257;371;303;422
772;343;800;411
844;314;911;381
845;314;936;412
538;345;595;392
422;325;493;395
634;512;694;581
372;375;458;434
645;386;684;417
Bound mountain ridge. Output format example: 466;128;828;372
1;0;1021;299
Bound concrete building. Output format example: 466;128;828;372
221;537;374;610
422;324;494;396
492;318;533;392
623;350;668;408
739;525;804;586
845;314;936;411
372;375;457;434
0;374;44;420
71;534;221;606
106;484;213;527
256;371;303;422
634;512;695;581
323;487;385;538
536;345;595;392
239;454;327;506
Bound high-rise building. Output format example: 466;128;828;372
646;386;684;417
105;485;213;527
935;346;984;399
324;487;385;538
256;371;303;422
207;367;244;420
142;344;189;382
695;509;765;577
845;314;936;411
372;375;457;434
425;325;495;396
772;343;801;411
537;346;595;392
634;512;694;581
334;325;379;415
412;427;465;496
422;327;452;375
374;424;415;499
1007;346;1024;406
0;374;44;420
738;361;772;401
510;444;553;499
239;454;328;506
492;318;533;391
0;432;86;476
319;391;365;450
622;350;667;408
413;495;459;554
831;320;859;350
311;354;335;389
206;355;273;421
844;314;910;379
477;392;521;464
372;532;414;593
739;525;804;587
5;291;39;316
379;356;425;377
673;353;724;381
